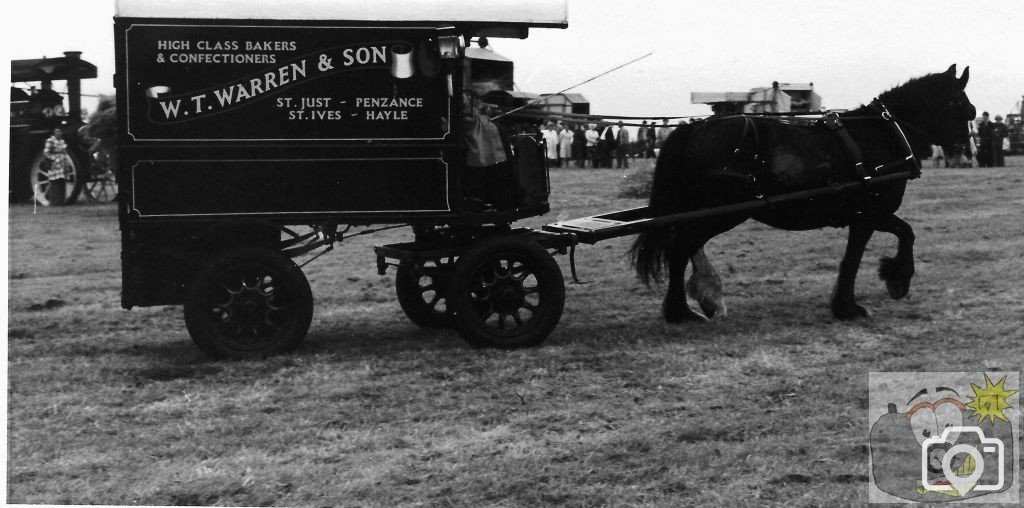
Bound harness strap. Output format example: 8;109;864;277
710;108;918;204
886;117;921;179
868;99;922;179
821;111;870;182
715;116;766;194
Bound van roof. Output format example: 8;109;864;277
116;0;568;29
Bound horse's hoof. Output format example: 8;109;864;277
885;279;910;300
832;302;871;320
878;256;913;300
698;299;727;319
663;305;709;323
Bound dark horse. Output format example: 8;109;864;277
631;65;975;322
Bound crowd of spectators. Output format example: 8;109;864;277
536;118;679;169
930;111;1012;168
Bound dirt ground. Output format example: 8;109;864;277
6;155;1024;505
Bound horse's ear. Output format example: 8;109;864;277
945;64;957;76
959;66;970;87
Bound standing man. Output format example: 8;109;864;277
656;119;672;154
571;123;587;168
636;120;648;158
976;112;993;167
615;121;631;168
600;122;616;168
991;115;1008;167
29;80;66;120
646;120;657;158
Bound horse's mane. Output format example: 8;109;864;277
869;71;952;113
844;70;957;142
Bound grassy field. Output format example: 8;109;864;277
6;156;1024;506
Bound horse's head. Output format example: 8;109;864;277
933;64;977;144
879;64;976;149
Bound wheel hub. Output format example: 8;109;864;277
215;276;283;338
475;262;532;319
237;298;262;323
493;281;526;313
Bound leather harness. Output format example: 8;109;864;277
714;99;920;200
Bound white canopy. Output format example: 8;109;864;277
116;0;567;28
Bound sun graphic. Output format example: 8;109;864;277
965;374;1019;424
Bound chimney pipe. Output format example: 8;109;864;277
64;51;82;122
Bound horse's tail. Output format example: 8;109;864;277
630;227;671;286
629;122;694;286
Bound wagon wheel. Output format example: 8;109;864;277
84;159;118;203
395;257;456;328
84;173;118;203
448;236;565;348
184;248;313;360
31;152;85;206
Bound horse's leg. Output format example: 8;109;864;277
873;215;915;300
662;214;746;323
686;247;727;318
831;223;874;319
663;238;708;323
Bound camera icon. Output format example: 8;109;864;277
921;426;1005;494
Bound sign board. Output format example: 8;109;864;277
123;24;452;142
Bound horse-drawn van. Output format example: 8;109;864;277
115;0;574;359
115;1;976;360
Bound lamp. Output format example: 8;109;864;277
437;36;461;60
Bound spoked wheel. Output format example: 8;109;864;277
448;236;565;348
184;248;313;360
31;152;85;206
84;167;118;203
396;257;456;328
83;149;118;203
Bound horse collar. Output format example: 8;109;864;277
870;98;894;121
866;99;923;179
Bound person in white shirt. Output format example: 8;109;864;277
541;122;559;167
557;122;574;168
585;124;600;168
